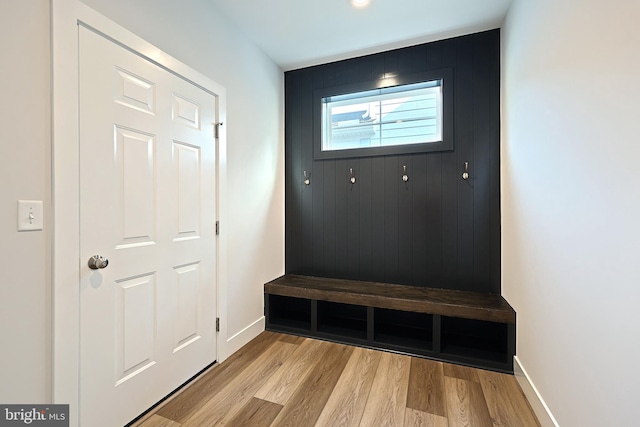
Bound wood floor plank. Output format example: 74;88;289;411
444;376;493;427
255;338;327;405
157;331;281;423
277;334;306;345
359;352;411;427
223;397;282;427
477;369;540;427
315;347;381;426
270;342;354;427
406;358;446;417
180;340;298;426
403;408;448;427
443;363;480;382
134;414;181;427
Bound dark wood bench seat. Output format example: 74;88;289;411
264;274;516;373
265;274;515;324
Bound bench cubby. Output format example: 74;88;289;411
317;301;368;340
266;294;312;333
373;308;433;352
440;316;510;365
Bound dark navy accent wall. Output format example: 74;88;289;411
285;29;501;294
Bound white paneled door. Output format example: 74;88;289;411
79;26;218;427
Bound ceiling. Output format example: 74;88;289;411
209;0;512;71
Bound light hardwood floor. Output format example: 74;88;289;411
132;332;539;427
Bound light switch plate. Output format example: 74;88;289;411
18;200;44;231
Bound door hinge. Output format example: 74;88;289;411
215;221;220;235
214;122;223;139
216;317;220;332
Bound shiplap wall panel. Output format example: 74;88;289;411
285;30;500;294
473;31;497;291
455;35;475;292
359;157;373;281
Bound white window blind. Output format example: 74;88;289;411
322;80;443;152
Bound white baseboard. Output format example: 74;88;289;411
513;356;559;427
223;316;265;361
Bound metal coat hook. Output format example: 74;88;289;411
304;170;310;185
349;168;356;184
462;162;470;180
402;165;409;182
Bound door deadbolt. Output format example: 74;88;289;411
88;255;109;270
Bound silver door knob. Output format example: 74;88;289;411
88;255;109;270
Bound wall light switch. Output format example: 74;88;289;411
18;200;44;231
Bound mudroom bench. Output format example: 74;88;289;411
264;274;516;373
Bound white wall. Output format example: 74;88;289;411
0;0;51;402
79;0;285;350
502;0;640;425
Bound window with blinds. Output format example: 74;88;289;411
321;80;443;152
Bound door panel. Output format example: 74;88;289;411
79;26;217;427
173;262;201;351
116;126;156;246
115;273;156;386
174;141;201;238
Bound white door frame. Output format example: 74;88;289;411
51;1;228;425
